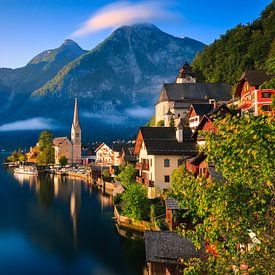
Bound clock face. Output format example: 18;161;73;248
186;76;191;81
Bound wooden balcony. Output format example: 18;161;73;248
136;162;149;171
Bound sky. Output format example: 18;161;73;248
0;0;272;68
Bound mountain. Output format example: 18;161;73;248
0;40;87;114
0;23;205;146
192;1;275;85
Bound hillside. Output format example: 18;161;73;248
192;1;275;86
32;23;205;112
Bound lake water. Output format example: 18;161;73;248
0;153;146;275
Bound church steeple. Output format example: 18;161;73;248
71;97;82;164
72;97;80;128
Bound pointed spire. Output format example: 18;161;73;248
73;97;80;127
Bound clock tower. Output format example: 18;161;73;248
176;63;196;84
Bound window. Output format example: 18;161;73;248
164;175;170;182
178;114;180;118
262;92;271;98
178;159;183;166
262;105;271;111
164;159;170;167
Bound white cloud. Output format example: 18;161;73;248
125;106;153;118
0;118;56;131
82;112;127;125
71;1;179;37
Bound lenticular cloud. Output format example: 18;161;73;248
71;1;179;37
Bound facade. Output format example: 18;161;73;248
235;69;274;116
134;122;197;198
53;98;82;165
25;144;39;163
188;103;214;132
155;63;232;125
95;143;114;166
118;145;137;166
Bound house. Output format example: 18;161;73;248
95;143;114;166
234;69;274;116
185;152;225;182
165;197;180;230
188;103;214;132
192;104;233;146
118;145;137;166
144;231;200;275
53;98;82;165
134;121;198;198
155;64;232;125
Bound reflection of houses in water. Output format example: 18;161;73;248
13;173;38;189
14;173;82;247
70;180;81;247
99;190;113;212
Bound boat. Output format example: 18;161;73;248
14;165;38;176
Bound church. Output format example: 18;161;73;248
53;98;82;165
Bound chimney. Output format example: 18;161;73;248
176;118;184;143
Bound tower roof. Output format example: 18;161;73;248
72;97;80;127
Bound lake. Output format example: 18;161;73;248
0;153;146;275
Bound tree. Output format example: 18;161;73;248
172;115;275;274
121;183;149;220
115;164;138;187
169;116;175;127
7;150;25;162
59;156;68;167
37;130;55;165
156;120;164;127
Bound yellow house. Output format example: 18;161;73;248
134;121;198;198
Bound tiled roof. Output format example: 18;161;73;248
191;103;214;116
157;82;232;104
144;231;200;264
239;69;272;86
53;137;70;146
165;198;180;210
140;127;198;155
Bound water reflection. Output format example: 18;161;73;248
2;166;145;275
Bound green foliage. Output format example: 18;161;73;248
169;116;175;127
172;116;275;273
7;150;25;162
156;120;164;127
121;183;149;220
192;1;275;85
37;130;55;165
115;164;138;187
59;156;68;167
146;115;156;127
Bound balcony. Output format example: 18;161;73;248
136;162;149;171
144;178;154;187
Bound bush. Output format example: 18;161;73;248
121;183;149;220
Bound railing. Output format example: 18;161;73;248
136;162;149;171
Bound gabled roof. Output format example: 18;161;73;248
192;105;233;139
53;137;71;146
144;231;200;264
135;127;198;156
94;142;112;152
235;69;273;96
188;103;214;118
157;82;232;104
